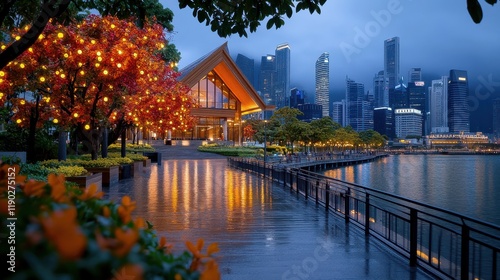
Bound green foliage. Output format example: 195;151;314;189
0;123;27;151
20;162;51;181
0;166;220;279
107;143;156;153
46;165;88;177
107;152;147;162
178;0;326;37
198;145;257;157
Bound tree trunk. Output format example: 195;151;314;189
58;131;67;161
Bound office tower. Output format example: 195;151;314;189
373;70;388;107
408;68;422;82
236;54;256;88
390;77;408;109
408;81;426;135
275;43;291;109
332;100;345;126
374;107;394;138
493;98;500;137
259;54;276;108
346;77;373;132
395;108;423;138
297;104;323;122
448;70;470;133
429;76;449;133
290;88;305;108
315;52;330;117
384;37;400;105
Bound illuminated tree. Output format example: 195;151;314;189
2;15;194;160
243;124;256;142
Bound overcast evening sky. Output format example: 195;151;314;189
164;0;500;131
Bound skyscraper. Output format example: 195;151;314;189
384;37;400;102
259;55;276;108
408;68;422;82
408;81;426;135
346;77;373;132
332;100;345;126
429;76;449;133
315;52;330;117
289;87;305;108
395;108;423;138
373;70;388;107
389;77;408;109
374;107;394;138
235;54;255;88
275;43;291;109
448;70;470;133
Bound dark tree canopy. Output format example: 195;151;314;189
178;0;327;37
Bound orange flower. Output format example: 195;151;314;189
40;207;87;260
113;227;139;257
22;180;46;197
157;236;173;253
48;173;67;202
78;184;103;200
102;206;111;217
200;259;221;280
117;196;136;223
186;238;204;259
134;217;145;229
113;263;143;280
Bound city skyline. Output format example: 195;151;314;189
167;1;500;132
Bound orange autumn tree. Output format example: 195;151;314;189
2;15;194;160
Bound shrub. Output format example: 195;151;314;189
0;164;220;279
198;145;257;157
46;165;88;177
107;143;156;153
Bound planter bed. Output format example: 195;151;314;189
143;152;162;165
86;166;119;186
66;173;103;192
131;161;143;176
143;158;151;168
119;164;132;180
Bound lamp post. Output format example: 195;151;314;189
264;120;267;162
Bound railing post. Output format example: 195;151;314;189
296;170;300;196
365;194;370;236
315;181;319;205
305;179;308;200
410;208;418;267
344;188;350;223
325;183;329;211
461;223;470;280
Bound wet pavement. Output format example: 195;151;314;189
104;142;435;279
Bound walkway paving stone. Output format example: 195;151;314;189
105;141;436;279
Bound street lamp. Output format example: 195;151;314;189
263;120;267;162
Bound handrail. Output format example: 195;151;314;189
228;156;500;280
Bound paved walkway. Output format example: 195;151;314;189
115;141;436;279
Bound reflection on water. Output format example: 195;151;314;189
322;155;500;225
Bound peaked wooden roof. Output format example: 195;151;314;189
178;43;273;115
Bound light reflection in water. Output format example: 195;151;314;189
322;154;500;225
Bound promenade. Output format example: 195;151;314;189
106;141;435;279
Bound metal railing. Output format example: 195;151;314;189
227;157;500;280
